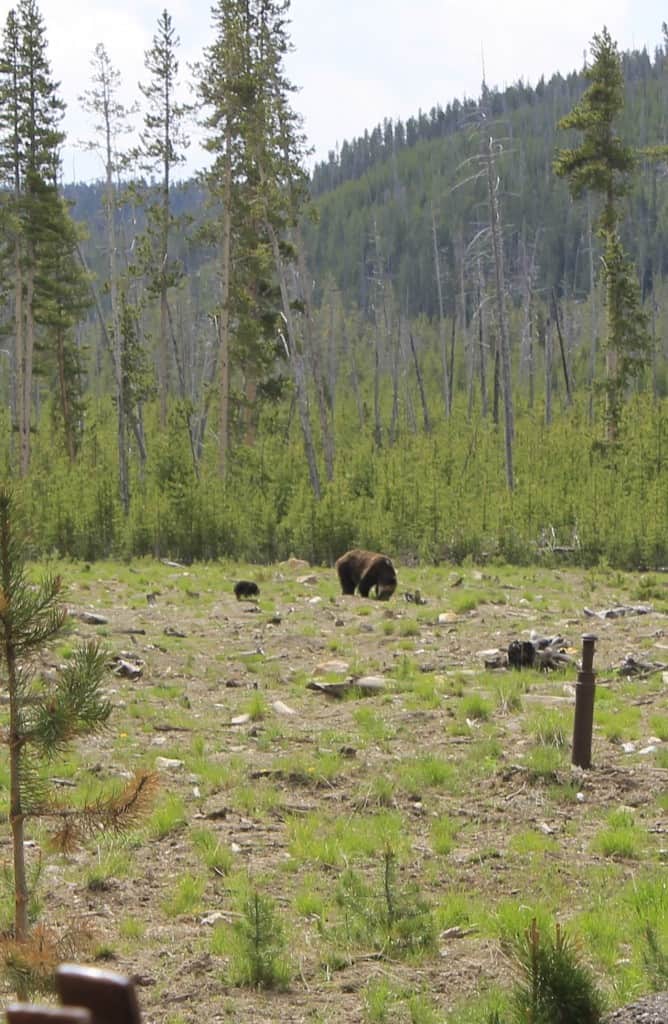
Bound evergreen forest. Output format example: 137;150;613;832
1;1;667;570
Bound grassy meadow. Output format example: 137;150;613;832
0;556;666;1023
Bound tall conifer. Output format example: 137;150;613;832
134;9;190;427
555;27;650;437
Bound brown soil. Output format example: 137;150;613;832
6;560;668;1023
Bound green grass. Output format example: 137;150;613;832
396;754;457;796
524;744;566;780
526;708;570;748
5;557;667;1022
147;794;188;839
592;808;646;860
460;693;493;722
118;916;146;941
494;678;525;712
286;809;408;867
84;840;134;890
353;705;397;744
191;827;235;874
243;691;269;721
597;704;642;744
509;829;557;856
163;873;207;917
430;814;459;855
649;713;668;741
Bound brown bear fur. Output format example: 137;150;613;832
234;580;260;601
335;548;397;600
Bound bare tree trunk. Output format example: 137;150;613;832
478;300;488;419
266;223;321;499
373;331;382;448
485;135;514;490
409;330;431;432
165;299;216;475
457;230;476;418
340;312;364;429
371;220;389;449
449;313;456;412
528;321;535;410
159;288;169;428
401;325;416;434
389;320;400;445
551;289;573;406
18;258;36;478
492;329;500;427
130;408;148;466
326;299;338;415
55;328;76;462
14;257;26;477
519;225;540;409
217;128;232;479
11;262;23;472
650;297;658;399
431;205;451;417
586;196;598;423
243;376;257;446
101;119;130;512
157;159;170;428
295;233;334;480
545;318;553;426
6;635;28;944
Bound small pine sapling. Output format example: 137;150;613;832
0;488;157;984
508;918;606;1024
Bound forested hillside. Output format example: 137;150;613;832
1;2;666;569
306;49;668;318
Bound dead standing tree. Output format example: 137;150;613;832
370;218;390;448
450;96;515;487
431;204;452;418
293;233;335;481
484;132;515;490
80;44;138;513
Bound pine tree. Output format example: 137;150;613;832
554;27;650;438
196;0;249;477
196;0;300;479
0;487;156;950
0;0;66;476
33;193;90;461
134;8;190;427
246;0;323;496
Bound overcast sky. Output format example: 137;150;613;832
4;0;666;183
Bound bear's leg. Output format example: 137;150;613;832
357;570;374;598
337;564;357;595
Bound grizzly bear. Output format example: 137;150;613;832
234;580;260;601
335;548;397;600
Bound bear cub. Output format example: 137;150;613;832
335;548;397;600
234;580;260;601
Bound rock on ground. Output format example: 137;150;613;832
605;992;668;1024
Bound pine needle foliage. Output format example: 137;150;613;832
333;847;437;960
0;921;96;998
504;919;606;1024
227;886;292;990
0;486;157;955
642;924;668;991
554;27;651;440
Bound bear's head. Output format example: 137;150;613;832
374;557;397;600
